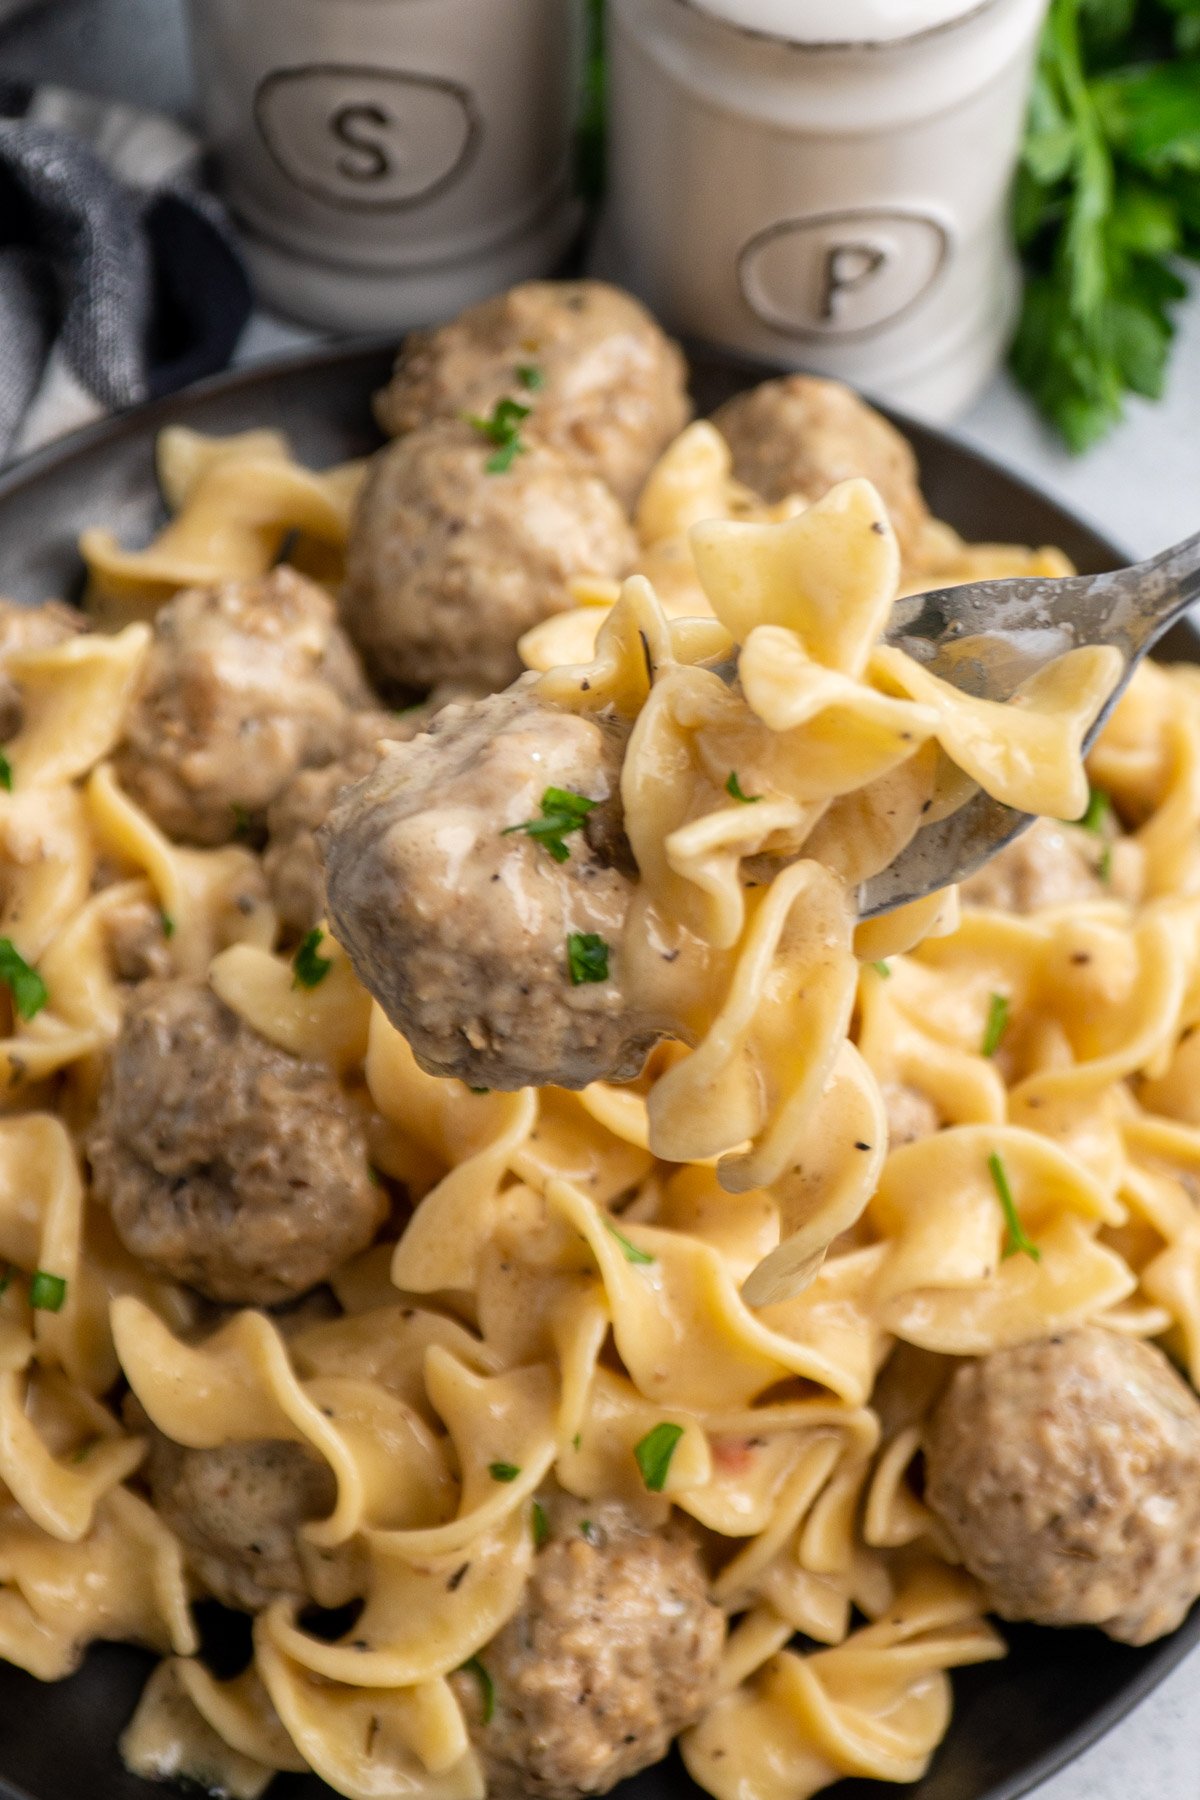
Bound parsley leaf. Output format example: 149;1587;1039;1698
465;398;531;473
634;1421;685;1492
1012;0;1200;447
987;1152;1042;1263
532;1500;550;1548
0;939;47;1020
603;1217;656;1265
516;364;545;391
29;1270;67;1312
981;992;1011;1057
292;928;333;989
0;752;12;792
160;912;176;940
567;932;609;985
503;787;597;863
458;1656;494;1724
725;771;761;804
488;1462;521;1483
870;960;892;979
1079;785;1112;831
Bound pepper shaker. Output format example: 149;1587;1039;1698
186;0;585;331
602;0;1050;419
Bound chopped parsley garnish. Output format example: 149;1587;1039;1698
488;1462;521;1483
230;802;254;839
571;1432;582;1452
604;1217;655;1265
870;960;892;979
532;1500;549;1548
469;1086;491;1096
160;912;176;940
725;770;761;804
580;1519;600;1544
0;939;47;1021
567;932;609;985
1098;843;1113;883
1079;786;1112;833
516;364;544;391
981;992;1010;1058
634;1421;685;1492
459;1656;495;1724
0;752;12;793
466;398;531;473
29;1270;67;1312
292;928;333;990
987;1152;1042;1263
503;787;597;863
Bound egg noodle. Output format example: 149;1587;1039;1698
0;419;1196;1800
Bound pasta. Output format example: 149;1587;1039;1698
3;322;1199;1800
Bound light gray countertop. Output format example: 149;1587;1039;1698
3;3;1198;1797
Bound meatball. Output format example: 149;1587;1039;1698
264;707;430;938
341;423;636;696
142;1426;335;1612
374;280;691;506
711;375;930;562
321;684;661;1091
114;567;374;847
458;1505;723;1800
0;597;89;739
105;893;175;985
960;818;1109;912
924;1329;1200;1645
87;980;385;1304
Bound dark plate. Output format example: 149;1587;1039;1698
0;340;1196;1800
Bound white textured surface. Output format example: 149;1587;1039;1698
3;1;1200;1794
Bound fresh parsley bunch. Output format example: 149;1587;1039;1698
1012;0;1200;449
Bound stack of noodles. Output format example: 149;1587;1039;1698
0;419;1195;1800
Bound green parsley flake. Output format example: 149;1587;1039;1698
516;364;545;391
293;928;333;990
1079;786;1111;833
466;398;532;474
29;1270;67;1312
1098;843;1113;883
987;1152;1042;1263
981;992;1010;1058
0;752;12;793
603;1217;655;1265
503;786;597;863
0;938;47;1021
488;1462;521;1483
725;771;761;804
160;912;176;940
580;1519;600;1544
459;1656;495;1725
532;1500;549;1549
567;932;609;986
230;803;254;839
870;961;892;979
572;1432;582;1452
469;1086;491;1096
634;1421;686;1492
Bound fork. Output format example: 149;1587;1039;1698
859;528;1200;918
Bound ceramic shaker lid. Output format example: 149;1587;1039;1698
680;0;993;43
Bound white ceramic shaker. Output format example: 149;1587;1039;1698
186;0;584;331
603;0;1050;419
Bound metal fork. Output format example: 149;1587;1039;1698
859;529;1200;918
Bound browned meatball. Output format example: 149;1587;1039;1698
924;1329;1200;1645
0;597;89;739
341;423;636;696
87;980;385;1304
264;707;431;938
960;818;1110;912
374;280;691;506
457;1505;723;1800
711;375;930;561
142;1427;335;1612
321;683;663;1091
114;567;374;847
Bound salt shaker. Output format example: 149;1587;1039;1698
603;0;1050;419
186;0;584;331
